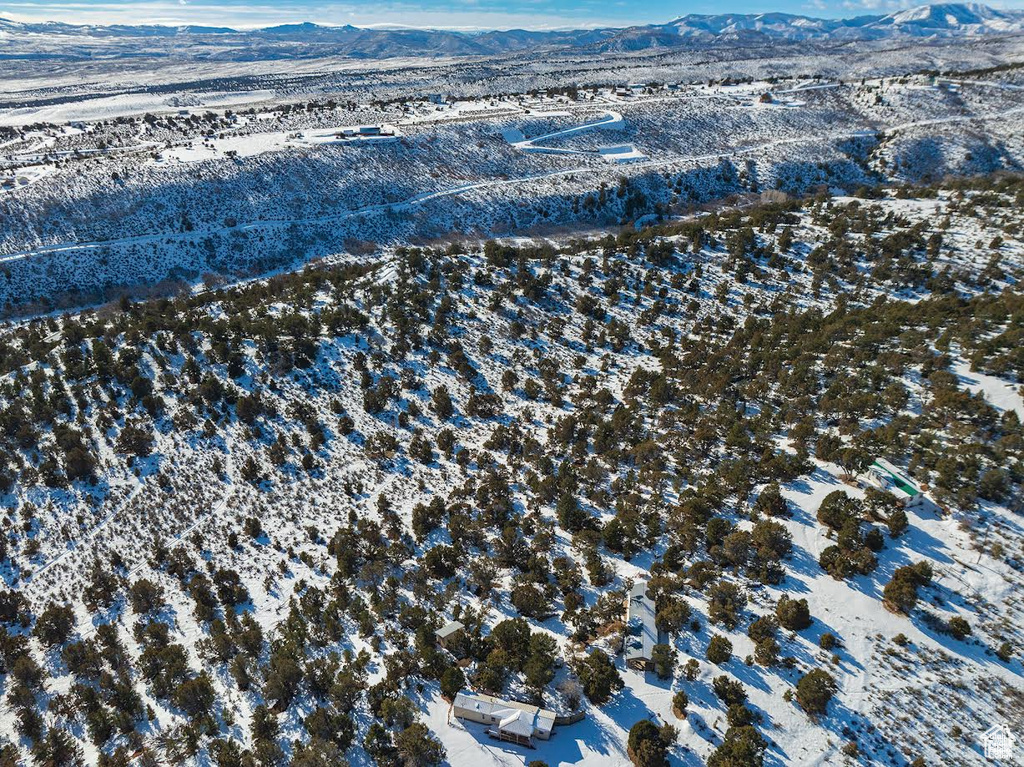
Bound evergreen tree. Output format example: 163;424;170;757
627;719;669;767
394;722;446;767
795;669;836;717
440;666;465;701
576;650;623;704
651;644;676;680
706;635;733;664
776;596;812;631
34;603;75;648
707;726;766;767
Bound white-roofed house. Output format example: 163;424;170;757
452;691;557;747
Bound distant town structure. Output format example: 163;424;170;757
337;125;395;139
624;581;664;671
452;692;556;747
864;458;930;510
435;620;465;650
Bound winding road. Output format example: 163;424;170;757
2;103;1024;268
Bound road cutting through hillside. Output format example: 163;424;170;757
2;103;1024;267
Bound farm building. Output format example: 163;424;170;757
452;692;556;747
625;581;664;671
864;458;929;510
435;620;465;650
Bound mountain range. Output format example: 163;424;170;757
663;2;1024;42
1;3;1023;59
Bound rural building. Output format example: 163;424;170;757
614;86;633;97
338;125;394;139
864;458;929;510
453;692;556;747
435;620;465;650
624;581;664;671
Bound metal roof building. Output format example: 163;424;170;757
436;620;465;640
866;458;928;509
625;580;663;671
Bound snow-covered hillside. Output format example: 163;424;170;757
663;3;1024;41
0;16;1022;766
2;65;1024;314
0;175;1021;766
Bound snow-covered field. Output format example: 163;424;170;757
0;90;277;129
151;124;402;166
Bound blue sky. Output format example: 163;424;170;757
1;0;1022;29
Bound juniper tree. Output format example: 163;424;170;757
795;669;836;718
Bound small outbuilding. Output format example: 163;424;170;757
435;620;465;650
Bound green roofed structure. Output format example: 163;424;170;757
865;458;928;510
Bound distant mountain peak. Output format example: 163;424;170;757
659;2;1024;42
